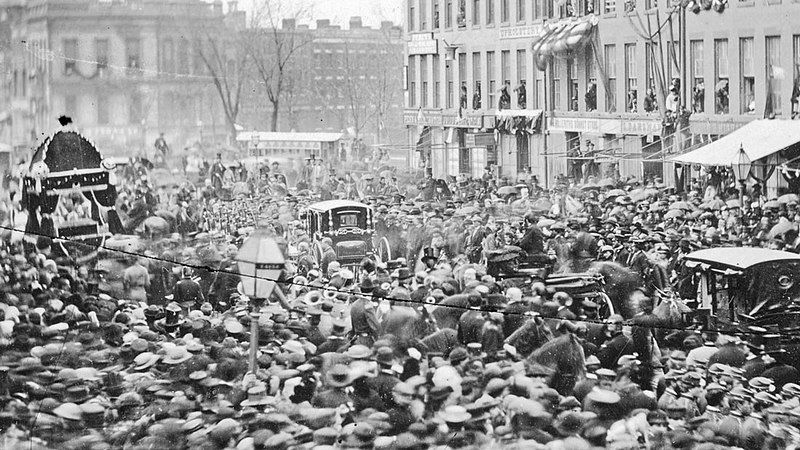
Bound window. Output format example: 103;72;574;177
587;0;599;13
605;44;617;112
553;61;562;110
501;0;509;22
586;45;597;111
421;55;429;107
162;38;175;74
766;36;781;115
433;54;441;108
63;39;77;75
516;0;526;21
517;49;527;108
690;40;704;113
129;92;142;124
534;0;542;18
193;40;205;75
625;44;637;112
458;0;467;26
446;0;452;27
420;0;427;29
409;57;417;107
740;37;755;114
714;39;729;114
473;52;482;109
434;0;440;28
409;3;416;30
794;36;800;117
97;93;109;125
487;51;496;108
534;70;542;109
473;0;480;25
178;39;189;74
605;0;616;13
446;59;454;108
486;0;494;24
65;94;77;117
568;58;578;111
501;50;510;86
126;38;141;71
95;39;109;71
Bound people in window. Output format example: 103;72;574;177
457;0;466;27
499;81;511;110
515;80;527;109
627;89;638;112
792;79;800;119
585;82;597;111
460;85;468;109
714;80;729;114
692;80;705;113
473;81;482;109
665;86;679;113
643;88;657;112
586;0;595;13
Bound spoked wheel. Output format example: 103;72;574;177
377;237;392;263
312;240;324;268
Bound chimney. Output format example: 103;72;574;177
349;16;362;29
282;18;296;30
227;0;238;12
316;19;330;29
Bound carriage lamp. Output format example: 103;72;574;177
733;144;751;206
236;230;285;373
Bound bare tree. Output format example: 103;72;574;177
245;0;312;132
196;32;248;140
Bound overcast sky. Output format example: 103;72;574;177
240;0;404;28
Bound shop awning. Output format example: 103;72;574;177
670;119;800;166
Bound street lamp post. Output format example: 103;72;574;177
236;231;285;374
733;144;751;208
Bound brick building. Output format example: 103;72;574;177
404;0;800;186
0;0;233;160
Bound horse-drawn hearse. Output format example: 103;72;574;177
304;200;388;275
680;247;800;330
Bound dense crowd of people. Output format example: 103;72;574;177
3;153;800;449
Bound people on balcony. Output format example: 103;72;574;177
499;81;511;110
714;80;729;114
627;89;638;112
692;80;705;113
460;85;468;109
643;88;657;112
515;80;527;109
473;81;482;110
585;82;597;111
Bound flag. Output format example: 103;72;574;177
771;65;786;80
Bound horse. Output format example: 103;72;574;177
505;316;554;358
527;333;586;396
588;261;643;319
431;294;472;331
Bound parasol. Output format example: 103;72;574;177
702;199;726;211
778;193;800;204
497;186;519;196
664;209;684;219
606;189;626;198
629;189;647;202
768;220;798;239
537;218;556;228
597;178;616;188
726;199;741;209
644;188;659;198
455;206;478;216
669;201;693;211
649;202;666;212
581;183;600;191
532;199;553;212
763;200;781;209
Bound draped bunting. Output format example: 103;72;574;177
495;115;543;135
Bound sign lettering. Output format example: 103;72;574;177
408;33;438;55
499;24;546;40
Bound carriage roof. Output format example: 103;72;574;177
307;200;371;213
684;247;800;271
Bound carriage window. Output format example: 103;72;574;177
338;213;359;228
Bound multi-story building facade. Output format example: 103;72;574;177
0;0;232;161
404;0;800;186
238;17;405;146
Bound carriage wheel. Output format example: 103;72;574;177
377;237;392;263
598;292;615;319
312;241;324;269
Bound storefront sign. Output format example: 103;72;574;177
404;110;485;128
408;33;438;55
499;24;546;40
620;119;662;136
442;113;483;128
548;117;616;134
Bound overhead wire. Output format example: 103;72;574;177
1;222;799;341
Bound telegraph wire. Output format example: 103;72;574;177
1;222;798;341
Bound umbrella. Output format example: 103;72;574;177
669;201;693;211
532;199;553;212
455;206;478;216
778;193;800;204
597;178;616;188
606;189;626;198
537;218;556;228
768;220;798;239
664;209;684;219
726;199;741;209
703;199;726;211
763;200;781;209
644;188;659;197
629;189;647;202
581;183;600;191
649;202;666;212
715;80;728;90
497;186;519;196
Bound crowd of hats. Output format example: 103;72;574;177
4;160;800;449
